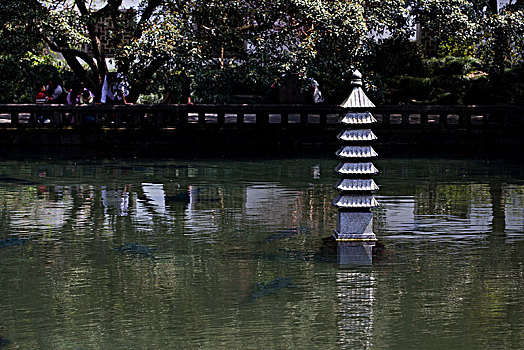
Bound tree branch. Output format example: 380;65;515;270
92;0;123;19
74;0;107;84
127;55;169;102
42;35;98;75
132;0;162;40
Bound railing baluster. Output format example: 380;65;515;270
217;112;225;125
281;112;289;125
401;112;409;126
115;110;122;127
257;111;268;125
198;112;205;124
440;113;447;126
53;111;61;126
462;112;471;128
383;113;391;126
319;112;327;126
420;112;428;125
300;112;307;125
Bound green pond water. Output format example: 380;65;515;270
0;156;523;349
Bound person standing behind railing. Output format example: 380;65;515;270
35;83;48;104
34;82;50;124
80;89;94;105
100;72;132;125
45;77;67;104
67;83;95;124
100;72;132;105
66;83;84;105
80;89;95;124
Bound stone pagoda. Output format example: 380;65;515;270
333;69;379;243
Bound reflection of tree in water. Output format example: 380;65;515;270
0;159;523;348
414;183;489;217
294;183;337;237
0;201;10;235
372;238;524;349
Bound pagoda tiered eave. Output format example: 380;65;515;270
341;112;377;125
337;129;377;142
335;179;379;192
336;146;378;158
333;195;379;208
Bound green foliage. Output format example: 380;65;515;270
437;35;476;57
379;56;486;104
0;53;72;103
1;0;523;104
366;38;425;76
137;93;164;104
380;64;524;105
185;0;367;103
424;56;482;76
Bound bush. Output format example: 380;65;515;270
424;56;482;76
369;38;425;77
0;53;76;103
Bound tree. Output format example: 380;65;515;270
3;0;523;103
184;0;370;102
1;0;371;103
0;0;198;102
411;0;524;73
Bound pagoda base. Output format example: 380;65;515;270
333;232;377;242
335;211;376;241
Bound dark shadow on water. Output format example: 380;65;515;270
0;337;11;347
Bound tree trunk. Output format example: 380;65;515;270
488;0;498;14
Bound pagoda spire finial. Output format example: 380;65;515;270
340;69;375;109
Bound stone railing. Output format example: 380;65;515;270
0;104;522;128
373;105;524;128
0;104;341;127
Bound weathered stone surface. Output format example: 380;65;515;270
340;70;376;109
333;194;379;208
335;211;374;234
335;179;379;191
340;112;377;125
335;162;379;175
337;128;377;142
336;146;378;158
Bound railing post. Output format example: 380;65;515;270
95;111;102;125
483;111;491;127
179;110;188;125
421;111;428;125
281;112;289;125
319;111;327;127
114;110;122;127
300;111;308;126
74;110;82;126
462;111;471;128
440;112;447;126
11;112;19;125
401;112;409;126
198;111;205;124
217;111;225;125
237;112;245;125
156;110;164;127
132;110;141;127
382;112;391;126
258;111;269;125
